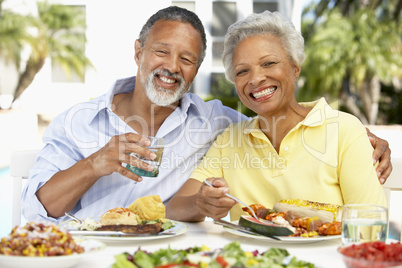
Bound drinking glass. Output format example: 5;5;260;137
341;204;388;246
126;136;164;177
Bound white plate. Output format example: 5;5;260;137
223;224;341;244
0;238;105;268
69;221;188;242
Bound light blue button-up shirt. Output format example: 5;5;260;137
21;76;247;223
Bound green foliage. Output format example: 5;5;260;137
299;0;402;124
0;0;93;105
0;8;31;68
210;73;237;97
204;96;256;118
206;74;256;117
301;8;401;98
378;84;402;125
38;2;91;81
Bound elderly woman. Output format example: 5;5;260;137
166;11;386;222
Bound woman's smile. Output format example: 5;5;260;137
251;86;277;100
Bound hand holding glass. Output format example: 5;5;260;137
126;136;164;177
341;204;388;246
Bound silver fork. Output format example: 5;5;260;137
203;180;260;221
65;212;83;224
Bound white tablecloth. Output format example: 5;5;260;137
75;221;346;268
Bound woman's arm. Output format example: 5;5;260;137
339;133;387;206
166;178;236;222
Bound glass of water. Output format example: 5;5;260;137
126;136;164;177
341;204;388;246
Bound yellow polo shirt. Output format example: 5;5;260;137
190;98;386;221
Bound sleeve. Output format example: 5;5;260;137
21;111;85;223
190;129;228;182
338;116;387;207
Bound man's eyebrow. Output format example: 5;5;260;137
152;42;198;61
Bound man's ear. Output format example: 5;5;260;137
134;39;142;65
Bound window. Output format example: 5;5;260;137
211;2;236;36
171;1;195;12
211;1;236;68
253;1;278;13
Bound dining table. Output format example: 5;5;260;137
74;220;346;268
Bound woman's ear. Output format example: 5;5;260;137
294;64;301;80
134;39;142;65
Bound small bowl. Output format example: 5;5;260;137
338;241;402;268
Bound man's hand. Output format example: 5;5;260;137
88;133;157;182
196;178;236;220
366;128;393;184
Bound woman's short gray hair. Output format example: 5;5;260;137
222;10;305;83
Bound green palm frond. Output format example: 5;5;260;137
0;10;31;67
0;1;94;104
37;2;91;80
299;7;402;102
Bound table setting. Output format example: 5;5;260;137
1;192;401;268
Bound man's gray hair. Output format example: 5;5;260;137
138;6;207;67
222;10;305;83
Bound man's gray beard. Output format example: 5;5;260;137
143;70;188;107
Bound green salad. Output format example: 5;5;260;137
112;241;317;268
142;219;174;230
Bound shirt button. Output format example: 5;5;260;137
284;146;289;152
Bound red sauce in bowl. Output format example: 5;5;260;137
338;241;402;268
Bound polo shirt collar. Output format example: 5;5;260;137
243;97;332;135
300;97;333;127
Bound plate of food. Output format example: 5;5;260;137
64;195;188;241
0;222;105;268
112;241;318;268
223;224;341;243
222;199;343;243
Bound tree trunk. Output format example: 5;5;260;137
360;74;381;125
12;54;46;103
340;91;369;125
340;76;369;124
368;75;380;124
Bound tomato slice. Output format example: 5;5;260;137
216;255;229;267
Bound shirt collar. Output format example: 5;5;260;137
176;92;203;117
86;76;136;124
243;97;333;135
105;76;137;109
300;97;333;127
88;76;202;124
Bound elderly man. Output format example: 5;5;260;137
22;6;391;223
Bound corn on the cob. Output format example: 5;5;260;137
273;199;342;222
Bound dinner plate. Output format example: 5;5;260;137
69;221;188;242
223;222;341;244
0;238;105;268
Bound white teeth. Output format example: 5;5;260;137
252;87;276;98
159;76;175;84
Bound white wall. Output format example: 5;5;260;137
5;0;299;120
9;0;173;118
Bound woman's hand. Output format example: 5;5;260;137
196;178;237;220
366;128;392;184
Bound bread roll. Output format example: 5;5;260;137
100;207;140;225
128;195;165;220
